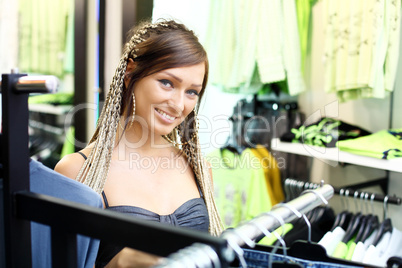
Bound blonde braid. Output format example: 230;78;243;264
76;57;126;192
181;116;223;236
76;21;171;193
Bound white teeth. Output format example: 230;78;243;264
157;108;175;120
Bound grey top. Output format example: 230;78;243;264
102;191;209;228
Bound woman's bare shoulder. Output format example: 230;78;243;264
54;148;91;180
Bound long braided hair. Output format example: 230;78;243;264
76;19;223;236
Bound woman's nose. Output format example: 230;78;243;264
169;90;185;113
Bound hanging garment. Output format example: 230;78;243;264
250;145;284;206
377;227;402;267
332;239;355;260
18;0;72;77
206;148;272;228
205;0;305;95
30;159;103;268
336;129;402;159
351;229;378;263
322;0;401;102
362;231;392;266
296;0;316;75
282;206;335;245
318;226;346;256
258;223;294;246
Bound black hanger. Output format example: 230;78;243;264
341;212;362;243
354;215;369;243
371;195;393;246
220;115;246;155
371;218;393;247
330;210;353;231
360;215;379;243
330;189;350;231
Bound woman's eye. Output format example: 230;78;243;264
187;89;200;96
159;79;173;88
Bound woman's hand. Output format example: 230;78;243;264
105;248;164;268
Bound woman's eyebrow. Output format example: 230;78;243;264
163;71;202;88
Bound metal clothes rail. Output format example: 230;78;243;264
157;184;335;267
284;178;401;205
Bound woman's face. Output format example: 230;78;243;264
132;62;205;138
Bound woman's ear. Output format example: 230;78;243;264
124;58;136;88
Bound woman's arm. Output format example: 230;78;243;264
54;151;88;180
105;248;164;268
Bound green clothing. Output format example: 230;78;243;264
296;0;317;74
205;0;305;96
206;148;272;229
345;241;357;261
332;239;354;259
258;223;293;246
332;241;348;259
28;92;74;105
322;0;401;102
61;127;75;158
336;129;402;159
18;0;71;77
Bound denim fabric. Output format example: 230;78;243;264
241;249;362;268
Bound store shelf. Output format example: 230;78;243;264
271;138;402;173
28;103;72;115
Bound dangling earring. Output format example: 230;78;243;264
164;109;199;147
128;93;136;128
119;93;136;130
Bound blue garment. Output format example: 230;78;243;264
241;248;362;268
30;159;103;268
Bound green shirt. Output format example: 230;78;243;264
206;148;272;228
337;129;402;159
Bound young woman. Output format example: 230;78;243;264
55;19;223;267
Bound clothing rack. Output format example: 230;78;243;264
284;178;402;206
0;72;229;267
157;184;335;267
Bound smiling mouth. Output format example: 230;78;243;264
155;108;177;121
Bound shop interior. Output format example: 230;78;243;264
1;0;402;267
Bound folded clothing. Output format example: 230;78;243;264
336;129;402;159
280;117;371;147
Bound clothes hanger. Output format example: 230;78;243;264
266;211;303;268
220;114;249;155
371;196;393;247
330;189;353;231
340;191;364;243
244;202;380;268
283;192;379;268
360;194;379;243
353;192;370;243
223;228;249;268
268;194;376;267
